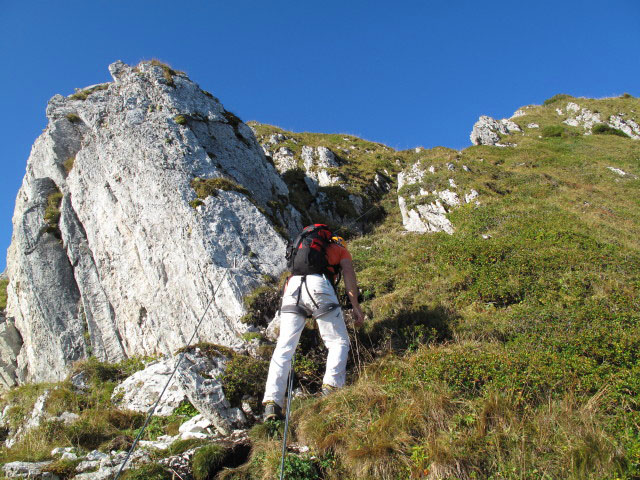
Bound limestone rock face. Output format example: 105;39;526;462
470;115;521;146
0;315;22;390
608;114;640;139
397;162;479;234
301;146;342;187
259;137;365;227
5;61;292;384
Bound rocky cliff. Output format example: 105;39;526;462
4;61;297;386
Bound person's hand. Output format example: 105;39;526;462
352;306;365;328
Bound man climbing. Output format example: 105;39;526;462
263;224;365;420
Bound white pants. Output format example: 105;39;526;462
263;274;350;407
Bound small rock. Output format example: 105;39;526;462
52;446;75;456
527;123;539;129
76;460;101;473
607;166;637;178
85;450;109;462
179;414;215;438
3;461;52;479
55;411;80;425
61;452;78;461
566;102;580;113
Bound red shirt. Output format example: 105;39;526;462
326;243;351;278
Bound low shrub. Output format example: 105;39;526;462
279;454;321;480
43;458;81;479
192;444;227;480
174;114;187;125
221;354;269;407
541;125;565;138
242;281;280;327
592;123;629;137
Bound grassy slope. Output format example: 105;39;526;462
239;96;640;479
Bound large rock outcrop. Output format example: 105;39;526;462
397;155;479;234
4;61;295;384
470;115;521;146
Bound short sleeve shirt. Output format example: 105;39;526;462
326;243;352;277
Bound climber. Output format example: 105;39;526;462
262;224;365;420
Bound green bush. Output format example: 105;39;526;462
541;125;565;137
279;454;321;480
221;354;269;407
192;444;227;480
592;123;629;137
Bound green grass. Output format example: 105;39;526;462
192;444;227;480
142;59;185;88
593;123;630;137
69;84;108;101
44;190;63;238
240;97;640;479
0;277;8;311
65;113;82;124
191;176;250;200
543;93;573;105
63;156;75;174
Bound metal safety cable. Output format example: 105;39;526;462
279;356;296;480
113;268;229;480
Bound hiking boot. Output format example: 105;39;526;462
321;384;338;397
263;401;284;421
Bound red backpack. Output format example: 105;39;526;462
286;224;334;277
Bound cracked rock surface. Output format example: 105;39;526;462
4;61;292;384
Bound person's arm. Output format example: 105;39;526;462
339;257;365;327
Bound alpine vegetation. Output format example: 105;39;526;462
1;65;639;480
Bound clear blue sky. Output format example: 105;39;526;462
1;0;639;273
